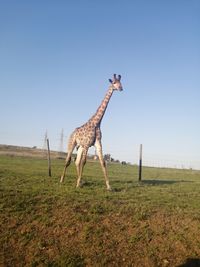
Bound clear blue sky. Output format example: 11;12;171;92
1;0;200;168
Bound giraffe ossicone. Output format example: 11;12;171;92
60;74;123;190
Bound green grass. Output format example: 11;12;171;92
1;155;200;266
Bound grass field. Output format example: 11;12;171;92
1;155;200;267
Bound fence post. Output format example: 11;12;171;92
47;138;51;177
138;144;142;182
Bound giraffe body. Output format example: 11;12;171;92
60;74;123;190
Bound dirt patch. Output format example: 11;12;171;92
2;204;200;267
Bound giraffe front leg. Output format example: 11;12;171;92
95;140;112;191
75;146;83;187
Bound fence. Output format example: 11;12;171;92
132;154;200;171
1;132;199;171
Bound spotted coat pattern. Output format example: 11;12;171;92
60;74;123;190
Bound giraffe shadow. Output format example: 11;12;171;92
75;179;192;192
111;179;138;192
110;178;193;192
79;180;108;188
140;179;193;186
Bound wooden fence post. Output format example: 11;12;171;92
138;144;142;181
47;138;51;177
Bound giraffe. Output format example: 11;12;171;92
60;74;123;190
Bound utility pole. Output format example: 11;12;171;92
59;128;64;152
43;130;48;150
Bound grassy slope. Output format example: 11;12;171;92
0;155;200;267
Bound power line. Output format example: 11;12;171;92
43;130;48;150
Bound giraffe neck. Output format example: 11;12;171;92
89;86;113;126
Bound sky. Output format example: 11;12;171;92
0;0;200;169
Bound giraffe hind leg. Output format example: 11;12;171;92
60;135;76;183
76;147;88;188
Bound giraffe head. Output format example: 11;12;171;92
109;74;123;91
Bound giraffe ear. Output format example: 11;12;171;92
109;79;113;84
118;75;121;81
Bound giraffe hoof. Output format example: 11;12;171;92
60;176;64;183
107;187;112;191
